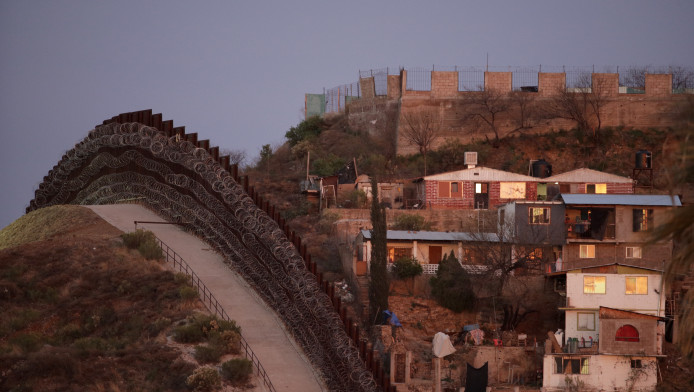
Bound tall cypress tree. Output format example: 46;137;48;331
368;176;389;325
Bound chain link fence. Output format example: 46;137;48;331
321;65;694;113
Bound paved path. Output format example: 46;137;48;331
87;204;325;392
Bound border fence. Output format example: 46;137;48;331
313;65;694;115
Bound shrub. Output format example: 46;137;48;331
173;323;206;344
214;330;241;355
285;116;325;146
391;214;431;231
173;314;240;344
193;344;224;364
186;366;221;392
392;257;423;279
430;251;476;313
120;229;163;260
179;286;199;301
72;336;111;353
221;358;253;384
11;332;42;353
317;211;341;234
345;189;368;209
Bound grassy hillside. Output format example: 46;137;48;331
0;206;253;391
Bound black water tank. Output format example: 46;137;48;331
635;150;652;169
531;159;552;178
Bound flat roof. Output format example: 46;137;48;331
561;193;681;207
360;229;499;242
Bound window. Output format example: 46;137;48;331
633;209;654;232
586;184;607;194
577;312;596;331
584;276;606;294
529;207;550;224
615;325;640;342
500;182;526;199
475;183;488;194
438;182;450;198
451;182;459;193
631;359;642;369
579;244;595;258
537;183;547;201
554;357;589;374
626;246;642;259
388;247;412;263
625;276;648;295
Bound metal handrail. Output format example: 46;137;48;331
153;236;277;392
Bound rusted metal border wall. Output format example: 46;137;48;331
28;110;394;392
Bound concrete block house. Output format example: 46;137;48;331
542;193;679;391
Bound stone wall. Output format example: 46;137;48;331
349;71;690;156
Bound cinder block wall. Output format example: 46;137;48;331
599;318;657;356
351;70;689;156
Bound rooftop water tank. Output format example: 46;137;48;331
531;159;552;178
635;150;652;169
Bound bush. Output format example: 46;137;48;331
173;314;240;344
317;211;341;234
392;257;423;279
11;332;42;353
221;358;253;384
391;214;431;231
72;336;111;353
285;116;325;146
430;251;476;313
194;344;224;364
186;366;221;392
179;286;199;301
345;189;368;209
121;229;163;260
214;330;242;355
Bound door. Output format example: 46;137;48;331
429;246;442;264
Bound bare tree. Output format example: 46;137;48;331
464;89;538;147
401;108;442;176
462;218;556;331
220;148;247;168
545;73;611;142
464;88;509;147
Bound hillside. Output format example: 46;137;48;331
0;206;255;391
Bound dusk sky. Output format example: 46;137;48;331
1;1;693;229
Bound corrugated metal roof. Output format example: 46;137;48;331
543;168;633;183
561;193;681;207
360;229;500;242
422;166;537;182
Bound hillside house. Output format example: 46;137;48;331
413;166;539;210
498;200;566;275
541;193;678;391
551;194;680;273
540;168;635;200
354;229;498;276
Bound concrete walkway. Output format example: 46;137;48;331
87;204;325;392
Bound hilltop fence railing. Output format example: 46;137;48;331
320;65;694;113
153;235;277;392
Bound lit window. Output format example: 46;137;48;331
633;209;654;232
475;183;488;194
577;312;596;331
616;325;640;342
586;184;607;194
625;276;648;295
554;357;589;374
626;247;642;258
584;276;606;294
580;244;595;258
500;182;526;199
529;207;550;224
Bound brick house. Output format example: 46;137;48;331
413;166;539;210
541;168;634;200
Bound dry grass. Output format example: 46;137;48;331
0;205;253;391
